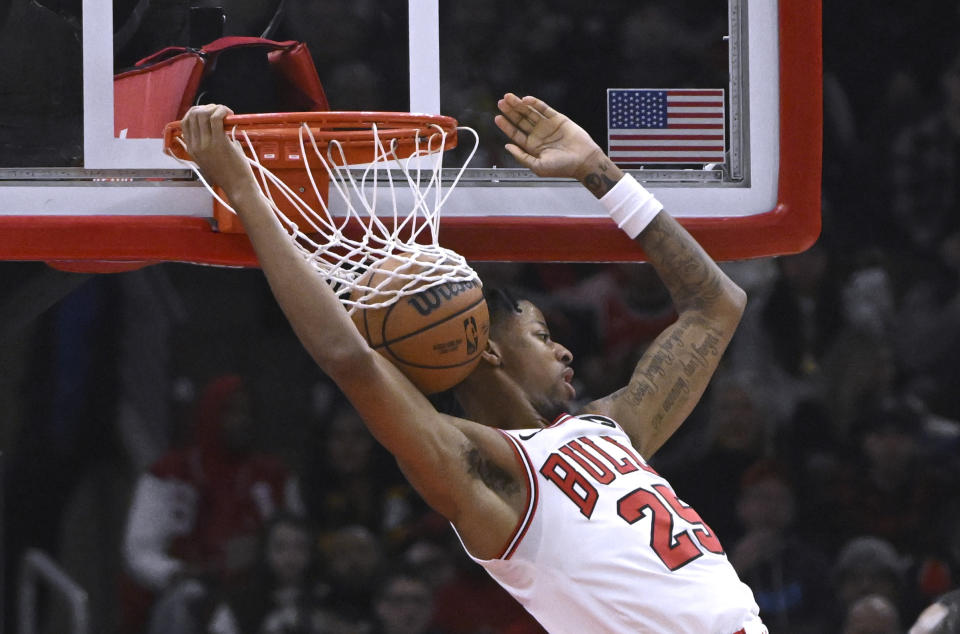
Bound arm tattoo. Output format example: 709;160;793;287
662;377;691;411
609;211;739;450
465;447;519;496
623;317;726;419
582;158;619;198
639;214;726;311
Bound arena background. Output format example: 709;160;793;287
1;2;959;633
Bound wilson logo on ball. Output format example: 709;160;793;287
350;255;489;395
405;280;480;317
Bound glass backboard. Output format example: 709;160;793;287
0;0;821;270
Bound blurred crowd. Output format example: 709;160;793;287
3;1;960;634
112;373;544;634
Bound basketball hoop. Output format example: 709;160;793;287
162;111;480;314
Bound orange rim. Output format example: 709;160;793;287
163;111;459;165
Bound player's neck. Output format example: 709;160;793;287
454;366;546;430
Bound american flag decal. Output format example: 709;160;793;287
607;88;726;165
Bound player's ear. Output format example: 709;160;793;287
480;339;503;368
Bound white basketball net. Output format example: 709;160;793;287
174;120;481;315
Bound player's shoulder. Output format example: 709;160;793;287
571;399;625;428
506;412;625;441
569;412;621;429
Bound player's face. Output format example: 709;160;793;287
496;300;575;421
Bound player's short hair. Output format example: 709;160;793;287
483;286;524;336
433;286;527;411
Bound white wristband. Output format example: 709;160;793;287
600;174;663;239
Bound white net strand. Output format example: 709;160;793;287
171;117;480;314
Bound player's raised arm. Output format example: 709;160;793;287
178;106;524;554
496;93;746;457
606;206;746;457
178;105;378;393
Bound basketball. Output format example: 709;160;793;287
350;255;490;394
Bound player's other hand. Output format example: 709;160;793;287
180;104;255;197
494;93;605;180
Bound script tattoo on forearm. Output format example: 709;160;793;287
623;315;726;432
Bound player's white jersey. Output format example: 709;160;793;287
456;413;766;634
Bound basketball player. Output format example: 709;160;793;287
179;93;766;633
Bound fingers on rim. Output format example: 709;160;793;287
210;104;231;121
208;105;231;136
181;109;199;146
182;105;207;137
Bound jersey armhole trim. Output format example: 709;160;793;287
495;430;539;560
